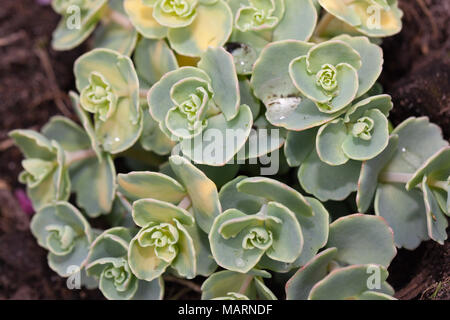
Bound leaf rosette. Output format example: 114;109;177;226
124;0;233;57
251;36;383;130
289;40;361;113
148;47;253;165
212;176;329;273
9;130;70;210
74;48;142;154
357;117;449;249
86;227;164;299
317;0;403;38
286;214;397;300
316;94;392;165
118;156;221;280
51;0;107;50
30;202;93;277
226;0;318;74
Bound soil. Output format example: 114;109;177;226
0;0;448;300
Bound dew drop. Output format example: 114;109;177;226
401;147;406;152
114;137;121;142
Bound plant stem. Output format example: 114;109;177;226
314;12;335;38
178;196;192;210
65;149;96;166
379;172;448;190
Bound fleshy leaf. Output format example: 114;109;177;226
219;176;266;214
308;264;391;300
117;171;187;203
316;118;349;165
236;177;313;217
272;0;317;42
70;152;116;218
298;148;361;202
285;247;338;300
124;0;168;39
327;214;396;267
422;177;448;244
198;47;240;120
375;183;428;250
357;135;399;213
134;38;179;88
132;198;194;227
42;116;91;152
209;209;266;272
169;155;221;233
201;270;276;300
168;1;233;57
180;105;253;166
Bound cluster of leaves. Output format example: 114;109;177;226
11;0;449;300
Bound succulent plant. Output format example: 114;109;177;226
148;47;253;165
86;227;164;299
30;201;94;277
124;0;233;57
11;0;449;301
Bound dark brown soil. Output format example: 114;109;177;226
0;0;448;300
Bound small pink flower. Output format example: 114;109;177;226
15;189;35;216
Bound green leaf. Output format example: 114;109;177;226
422;177;448;244
132;198;194;227
316;118;349;165
308;264;392;300
198;47;240;120
52;0;106;50
375;183;428;250
357;135;399;213
140;103;176;155
171;220;197;279
117;171;187;203
342;109;389;161
201;270;275;300
74;49;141;154
286;247;338;300
272;0;317;42
180;104;253;166
264;202;303;263
42;116;91;152
148;67;210;128
209;209;266;272
168;1;233;57
406;146;450;191
169;155;222;233
293;197;330;267
298;148;361;202
318;0;403;37
251;40;313;105
219;176;266;214
333;35;383;97
383;117;448;176
30;201;92;277
124;0;168;39
284;128;317;167
134;38;179;88
70;152;116;218
327;214;396;267
93;21;138;56
306;40;361;73
237;177;313;217
9;129;56;161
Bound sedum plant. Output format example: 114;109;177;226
11;0;449;301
